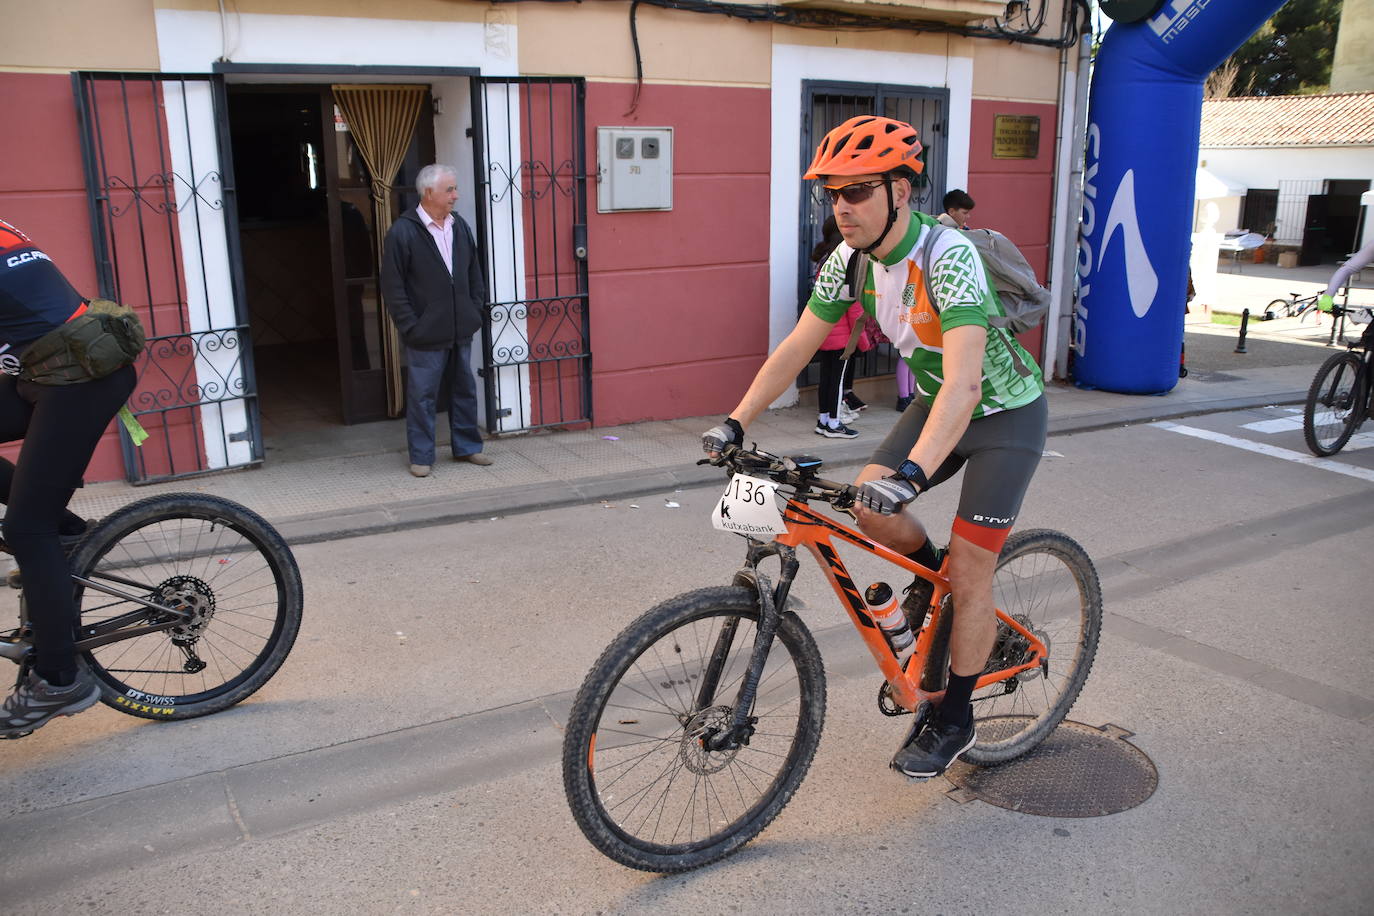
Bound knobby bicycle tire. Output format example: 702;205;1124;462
562;586;826;872
1303;350;1366;457
69;493;303;721
964;529;1102;766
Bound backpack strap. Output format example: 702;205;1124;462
840;248;871;360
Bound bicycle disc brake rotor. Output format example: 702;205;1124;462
680;705;739;774
156;576;216;645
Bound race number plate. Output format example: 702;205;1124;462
711;474;788;537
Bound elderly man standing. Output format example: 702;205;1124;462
381;164;491;477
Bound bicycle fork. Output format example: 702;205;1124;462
695;539;799;753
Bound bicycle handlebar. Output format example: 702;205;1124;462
699;444;858;509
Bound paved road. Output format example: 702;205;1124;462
2;405;1371;914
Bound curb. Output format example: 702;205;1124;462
272;389;1307;547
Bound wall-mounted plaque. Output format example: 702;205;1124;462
993;115;1040;159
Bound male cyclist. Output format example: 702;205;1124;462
703;116;1047;777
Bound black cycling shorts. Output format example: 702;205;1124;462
869;394;1047;552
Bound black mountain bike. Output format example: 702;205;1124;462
1303;305;1374;457
1263;290;1322;321
1;493;302;731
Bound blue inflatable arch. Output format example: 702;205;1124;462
1074;0;1289;393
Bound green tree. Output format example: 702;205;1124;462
1221;0;1343;97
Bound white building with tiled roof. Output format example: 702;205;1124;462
1197;92;1374;264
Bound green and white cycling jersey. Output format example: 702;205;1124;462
807;210;1044;419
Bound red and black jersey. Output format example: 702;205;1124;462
0;219;85;373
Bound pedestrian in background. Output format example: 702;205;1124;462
381;164;491;478
938;188;975;229
811;217;868;438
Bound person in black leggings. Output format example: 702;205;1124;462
0;219;137;737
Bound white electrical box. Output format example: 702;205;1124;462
596;127;673;212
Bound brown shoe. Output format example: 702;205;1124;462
409;464;431;478
455;452;493;466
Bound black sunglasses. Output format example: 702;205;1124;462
814;179;887;206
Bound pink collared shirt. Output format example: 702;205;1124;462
417;204;454;275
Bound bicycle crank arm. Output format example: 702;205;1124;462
0;637;31;664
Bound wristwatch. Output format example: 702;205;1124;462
894;459;929;492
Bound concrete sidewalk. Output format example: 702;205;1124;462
65;354;1326;547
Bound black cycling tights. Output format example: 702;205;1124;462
0;366;136;684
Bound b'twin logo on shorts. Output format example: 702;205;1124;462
973;513;1015;526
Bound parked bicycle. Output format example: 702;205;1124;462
1;493;302;731
1303;304;1374;456
561;444;1101;872
1263;290;1324;321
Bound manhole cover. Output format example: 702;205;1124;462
944;719;1157;817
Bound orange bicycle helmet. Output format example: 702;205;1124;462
804;116;924;179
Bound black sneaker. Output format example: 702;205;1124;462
895;395;914;413
844;391;867;412
891;709;976;778
901;577;934;620
814;421;859;439
900;546;945;618
0;668;101;738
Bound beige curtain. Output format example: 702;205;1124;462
332;84;427;417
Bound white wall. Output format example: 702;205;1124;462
155;10;516;75
1200;145;1374;244
153;10;519;437
768;43;974;407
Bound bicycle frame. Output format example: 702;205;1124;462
0;557;195;665
704;486;1049;748
776;497;1047;711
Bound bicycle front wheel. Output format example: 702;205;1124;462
964;529;1102;766
1303;350;1365;456
70;493;303;720
562;586;826;873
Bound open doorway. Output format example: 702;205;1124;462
225;85;435;457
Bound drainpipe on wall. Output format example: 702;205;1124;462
1052;27;1092;382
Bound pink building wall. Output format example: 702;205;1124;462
583;83;772;426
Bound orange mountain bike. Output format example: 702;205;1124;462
562;443;1102;872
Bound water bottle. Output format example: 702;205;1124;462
864;582;914;667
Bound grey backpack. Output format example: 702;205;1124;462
921;224;1051;334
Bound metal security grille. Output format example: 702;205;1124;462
799;83;949;389
471;77;591;434
74;72;260;483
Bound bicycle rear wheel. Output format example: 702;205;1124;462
70;493;303;720
562;586;826;872
964;529;1101;766
1303;350;1365;456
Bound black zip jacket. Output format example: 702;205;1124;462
380;209;486;350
